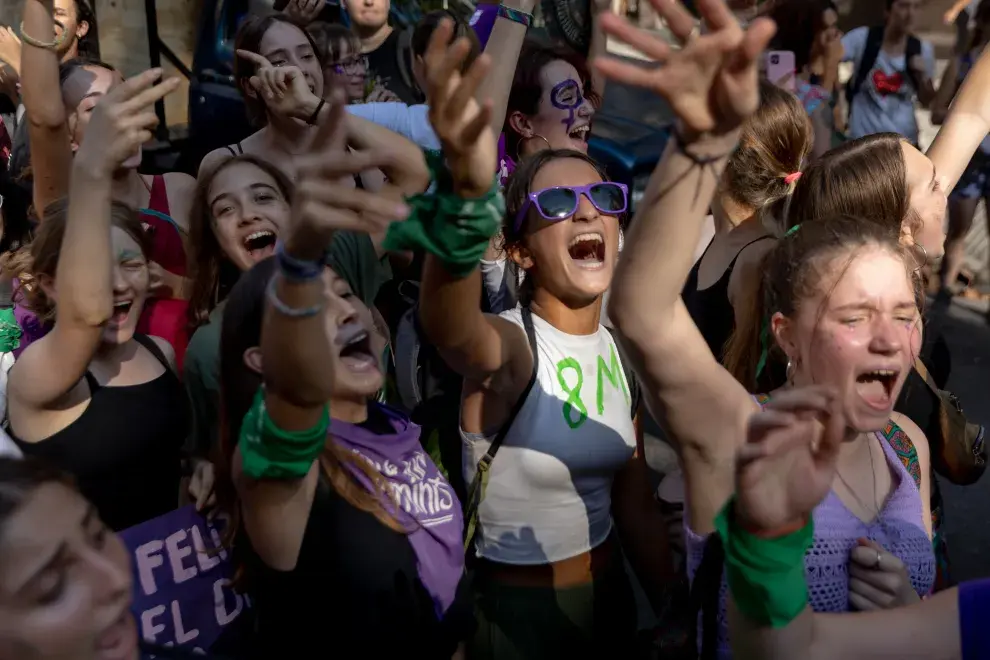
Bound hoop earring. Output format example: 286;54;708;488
516;134;553;162
913;242;929;273
785;357;796;384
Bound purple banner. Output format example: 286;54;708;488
120;506;249;653
468;3;498;49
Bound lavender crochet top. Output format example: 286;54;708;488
685;426;936;659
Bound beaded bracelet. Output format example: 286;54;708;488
19;20;66;50
497;4;533;27
266;276;323;318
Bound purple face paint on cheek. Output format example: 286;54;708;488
550;79;583;134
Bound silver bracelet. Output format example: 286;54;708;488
265;276;323;318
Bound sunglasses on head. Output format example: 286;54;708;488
514;182;628;233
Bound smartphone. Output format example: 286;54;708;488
765;50;796;92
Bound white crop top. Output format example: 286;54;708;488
461;307;637;564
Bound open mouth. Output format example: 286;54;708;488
855;368;899;410
569;125;590;144
110;300;133;326
567;232;605;270
243;230;277;261
337;322;379;372
95;610;137;660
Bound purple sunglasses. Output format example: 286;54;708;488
514;182;628;232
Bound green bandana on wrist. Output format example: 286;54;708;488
383;150;504;279
239;387;330;480
714;498;813;628
0;308;21;353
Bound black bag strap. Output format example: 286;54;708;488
849;26;885;101
605;326;641;418
688;534;726;660
462;306;539;549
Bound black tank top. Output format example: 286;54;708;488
683;237;773;361
241;408;473;658
11;335;188;531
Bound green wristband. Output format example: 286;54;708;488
239;387;330;480
714;498;813;628
0;307;22;353
383;150;504;278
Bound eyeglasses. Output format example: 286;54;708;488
332;55;367;75
514;182;628;232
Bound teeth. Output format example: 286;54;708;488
244;230;274;244
568;232;603;248
345;330;369;347
113;301;130;309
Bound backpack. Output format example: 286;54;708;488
846;26;923;110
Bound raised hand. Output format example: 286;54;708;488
75;68;179;176
423;18;496;199
848;538;921;610
283;90;410;262
0;26;21;75
237;49;321;121
594;0;776;137
734;387;844;534
283;0;324;25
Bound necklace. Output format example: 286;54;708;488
835;435;883;523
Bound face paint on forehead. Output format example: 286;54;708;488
550;79;583;134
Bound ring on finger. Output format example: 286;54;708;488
681;24;701;46
874;550;882;569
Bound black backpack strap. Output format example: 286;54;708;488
462;306;539;550
905;35;923;92
395;26;416;96
605;326;640;418
849;26;885;101
688;534;726;660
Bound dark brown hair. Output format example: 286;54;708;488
723;79;813;233
307;21;360;64
504;40;599;159
213;257;404;563
234;14;324;127
765;0;838;72
187;155;294;329
786;133;915;236
723;215;918;390
13;199;151;324
0;457;76;538
411;9;481;63
502;149;615;305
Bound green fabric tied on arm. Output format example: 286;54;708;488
239;386;330;480
383;150;504;279
0;307;21;353
714;497;813;629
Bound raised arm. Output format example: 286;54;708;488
725;388;960;660
344;112;430;194
8;70;178;411
477;0;535;137
21;0;71;216
595;0;774;532
234;93;410;570
417;20;533;397
927;46;990;193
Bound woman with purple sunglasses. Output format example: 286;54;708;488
417;22;674;653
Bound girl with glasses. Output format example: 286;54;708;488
415;21;673;659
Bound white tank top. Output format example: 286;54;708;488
461;307;637;564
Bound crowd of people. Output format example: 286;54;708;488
2;0;990;658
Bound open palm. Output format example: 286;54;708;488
594;0;776;136
734;387;844;533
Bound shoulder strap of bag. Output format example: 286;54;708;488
462;306;539;550
913;357;940;396
850;26;885;101
605;326;641;419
